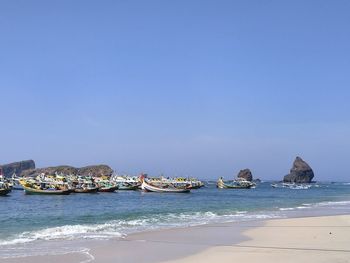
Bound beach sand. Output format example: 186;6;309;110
3;215;350;263
165;215;350;263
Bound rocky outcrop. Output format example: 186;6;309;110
20;166;77;177
0;160;35;177
78;165;113;177
20;164;113;177
237;169;253;181
283;156;314;183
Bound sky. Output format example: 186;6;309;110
1;0;350;180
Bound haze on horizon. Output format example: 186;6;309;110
1;1;349;181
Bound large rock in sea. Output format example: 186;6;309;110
20;164;113;177
283;156;314;183
0;160;35;177
237;169;253;181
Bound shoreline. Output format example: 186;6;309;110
165;214;350;263
2;213;350;263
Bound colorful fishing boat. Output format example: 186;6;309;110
217;177;253;189
97;181;118;192
73;176;98;193
0;168;12;196
116;182;139;190
140;175;190;193
110;175;141;190
74;184;98;193
20;180;71;195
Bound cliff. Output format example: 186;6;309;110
0;160;36;177
20;164;113;177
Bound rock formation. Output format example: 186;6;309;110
0;160;35;177
20;164;113;177
237;169;253;181
283;156;314;183
20;166;77;177
78;165;113;177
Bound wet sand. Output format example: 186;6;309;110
3;215;350;263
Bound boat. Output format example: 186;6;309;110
0;187;11;196
271;183;312;189
140;175;190;193
217;177;253;189
74;184;99;193
0;168;11;196
117;182;139;190
73;176;99;193
20;180;70;195
97;181;118;192
111;175;141;190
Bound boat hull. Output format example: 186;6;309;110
142;181;190;193
117;184;139;190
218;184;252;189
74;188;98;193
23;186;70;195
98;186;118;192
0;188;11;196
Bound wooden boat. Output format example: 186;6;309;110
217;178;253;189
140;176;190;193
98;185;118;192
117;182;139;190
22;185;70;195
96;181;118;192
0;168;12;195
74;187;98;193
73;179;98;193
0;187;11;196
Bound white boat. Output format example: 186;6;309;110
140;175;190;193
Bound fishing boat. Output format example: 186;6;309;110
217;177;253;189
73;176;99;193
9;174;24;190
20;180;70;195
140;175;190;193
0;168;11;196
74;183;98;193
271;183;312;189
111;175;141;190
0;186;11;196
97;181;118;192
117;182;139;190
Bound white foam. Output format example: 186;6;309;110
279;207;295;211
315;200;350;207
0;210;278;248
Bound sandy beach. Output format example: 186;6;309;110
3;214;350;263
166;215;350;263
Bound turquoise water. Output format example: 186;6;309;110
0;182;350;257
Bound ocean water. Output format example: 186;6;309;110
0;181;350;258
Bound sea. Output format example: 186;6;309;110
1;181;350;259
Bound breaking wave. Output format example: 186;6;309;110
0;210;280;247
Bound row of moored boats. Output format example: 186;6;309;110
0;169;206;195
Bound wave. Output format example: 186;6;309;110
0;210;280;247
314;200;350;207
3;199;350;249
279;207;295;211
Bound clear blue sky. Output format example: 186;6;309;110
1;0;350;180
